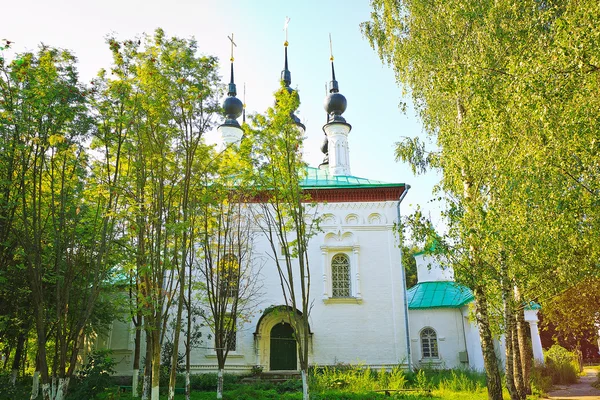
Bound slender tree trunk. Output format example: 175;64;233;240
151;327;161;400
31;371;40;400
512;320;526;399
54;377;69;400
31;353;40;400
142;332;152;400
217;368;224;400
132;317;142;398
11;332;25;385
514;288;532;395
473;285;503;400
185;262;192;400
503;280;519;400
168;261;185;400
301;369;309;400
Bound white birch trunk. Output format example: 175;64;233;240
41;383;51;400
54;377;69;400
132;369;139;397
302;369;309;400
151;385;159;400
168;386;174;400
30;371;40;400
217;368;224;399
51;377;57;400
11;368;18;385
141;375;150;400
185;371;190;400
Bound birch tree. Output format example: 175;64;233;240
245;88;316;400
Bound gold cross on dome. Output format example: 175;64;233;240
284;16;290;46
227;33;237;62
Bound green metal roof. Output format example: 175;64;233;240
300;166;404;189
407;281;474;309
525;301;541;310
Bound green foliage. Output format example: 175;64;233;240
592;371;600;390
67;350;116;400
311;364;408;393
0;373;31;400
542;345;580;385
187;372;243;391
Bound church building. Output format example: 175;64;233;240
102;36;543;376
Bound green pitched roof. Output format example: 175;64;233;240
407;281;474;309
300;166;404;189
525;301;541;310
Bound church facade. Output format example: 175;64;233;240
101;40;544;376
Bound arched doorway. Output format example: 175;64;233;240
269;322;296;370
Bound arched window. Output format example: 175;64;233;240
420;328;439;358
331;253;351;297
219;254;239;298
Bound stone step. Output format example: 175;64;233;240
241;370;301;383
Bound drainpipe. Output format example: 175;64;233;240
396;185;412;371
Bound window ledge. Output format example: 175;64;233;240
419;358;442;365
323;297;363;304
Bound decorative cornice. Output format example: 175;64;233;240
246;188;405;204
321;201;398;210
305;186;405;203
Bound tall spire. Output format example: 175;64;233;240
218;34;244;149
323;34;352;176
324;33;347;123
281;16;292;88
221;34;243;128
279;16;304;131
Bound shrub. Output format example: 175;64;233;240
311;364;409;393
545;345;579;385
67;349;116;400
0;372;31;400
592;371;600;390
188;372;243;391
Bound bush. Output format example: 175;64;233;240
545;345;580;385
67;349;116;400
592;371;600;390
0;372;31;400
404;368;486;392
531;345;579;393
311;364;409;393
188;372;243;391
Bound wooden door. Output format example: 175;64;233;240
269;322;296;370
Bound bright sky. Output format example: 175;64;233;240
3;0;444;234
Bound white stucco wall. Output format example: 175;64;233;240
414;254;454;283
106;200;411;375
408;308;469;369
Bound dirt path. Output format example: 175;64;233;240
545;368;600;400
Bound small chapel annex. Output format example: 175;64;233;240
101;36;543;376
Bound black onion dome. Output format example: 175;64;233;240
324;60;347;123
324;92;347;117
223;96;243;120
221;60;242;128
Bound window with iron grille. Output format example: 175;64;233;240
420;327;439;358
331;253;351;297
219;254;239;298
226;327;237;352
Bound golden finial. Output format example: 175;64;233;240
284;16;290;47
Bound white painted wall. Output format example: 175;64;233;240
414;254;454;283
408;308;468;369
107;200;410;375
